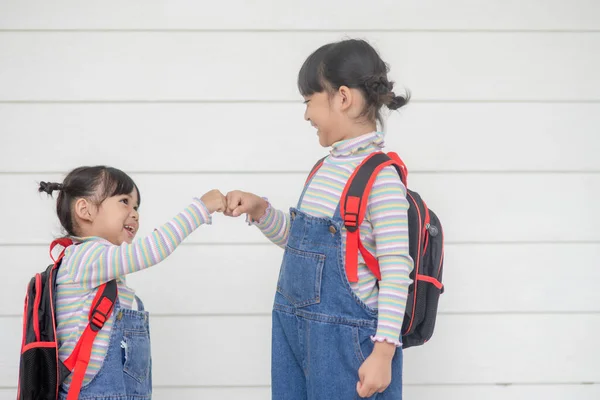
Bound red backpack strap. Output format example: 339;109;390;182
49;237;74;264
63;280;118;400
305;156;327;186
387;151;408;186
340;152;404;282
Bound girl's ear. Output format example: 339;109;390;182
337;85;354;112
74;198;95;223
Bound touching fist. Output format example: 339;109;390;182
200;189;227;214
225;190;268;221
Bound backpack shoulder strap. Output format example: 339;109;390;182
386;151;408;186
340;152;406;282
50;237;74;263
305;156;327;186
63;279;118;400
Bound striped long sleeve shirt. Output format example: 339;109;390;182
254;131;414;346
55;198;211;385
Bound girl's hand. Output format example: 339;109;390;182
225;190;268;221
356;341;395;398
200;189;227;214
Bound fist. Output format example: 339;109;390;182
200;189;227;214
225;190;268;221
356;342;394;398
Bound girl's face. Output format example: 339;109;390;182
88;190;140;245
303;87;373;147
303;91;344;147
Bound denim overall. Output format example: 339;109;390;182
59;296;152;400
271;199;404;399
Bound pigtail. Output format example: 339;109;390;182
38;181;64;195
386;91;411;111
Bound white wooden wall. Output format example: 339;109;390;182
1;1;599;399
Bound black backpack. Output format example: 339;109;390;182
306;151;445;348
17;238;117;400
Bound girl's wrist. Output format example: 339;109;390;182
372;341;396;361
250;197;269;222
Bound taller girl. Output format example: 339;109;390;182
228;39;413;399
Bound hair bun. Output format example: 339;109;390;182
363;76;393;98
387;94;409;110
363;75;410;111
39;181;63;195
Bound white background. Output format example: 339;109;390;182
0;1;599;399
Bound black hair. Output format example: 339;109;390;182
297;38;410;126
38;166;141;237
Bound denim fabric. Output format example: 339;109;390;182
60;296;152;400
272;206;403;400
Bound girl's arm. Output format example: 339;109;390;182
251;200;291;248
367;166;414;347
226;191;291;248
63;192;223;289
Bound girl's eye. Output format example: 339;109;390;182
120;198;129;205
133;206;139;212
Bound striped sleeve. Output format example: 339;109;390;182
367;166;414;346
62;198;211;288
253;200;291;249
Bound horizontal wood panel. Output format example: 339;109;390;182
1;173;597;245
1;314;599;386
2;385;599;400
1;103;598;173
3;385;600;400
0;0;598;30
2;243;598;316
150;385;600;400
0;32;598;101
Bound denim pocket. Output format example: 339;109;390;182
122;329;151;383
353;326;377;364
277;246;325;308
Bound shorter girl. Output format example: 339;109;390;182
38;165;225;400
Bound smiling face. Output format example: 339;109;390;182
303;91;341;147
87;190;140;245
303;86;374;147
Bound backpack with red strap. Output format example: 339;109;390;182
17;238;118;400
306;151;445;349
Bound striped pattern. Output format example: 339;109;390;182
256;131;414;345
55;198;211;385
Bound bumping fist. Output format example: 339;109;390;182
225;190;268;221
200;189;227;214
